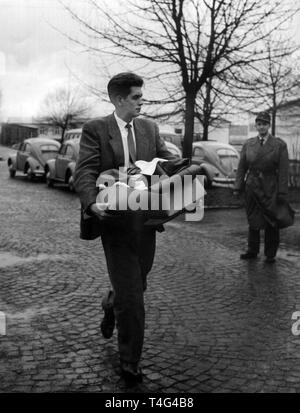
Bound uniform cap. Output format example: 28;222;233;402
255;111;271;124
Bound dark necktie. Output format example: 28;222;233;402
125;123;136;164
260;137;264;146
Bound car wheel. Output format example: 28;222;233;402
67;173;75;192
42;170;47;182
8;164;16;178
46;171;54;188
26;166;35;181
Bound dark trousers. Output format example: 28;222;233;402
248;225;280;258
101;225;156;364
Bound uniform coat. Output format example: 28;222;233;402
234;135;289;230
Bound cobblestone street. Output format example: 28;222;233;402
1;147;300;393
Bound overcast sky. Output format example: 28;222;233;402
0;0;107;120
0;0;300;122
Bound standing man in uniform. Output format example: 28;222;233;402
74;72;176;382
234;111;289;263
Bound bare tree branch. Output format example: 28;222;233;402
37;87;91;143
60;0;300;157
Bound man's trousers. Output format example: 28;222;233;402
101;225;156;364
248;224;280;258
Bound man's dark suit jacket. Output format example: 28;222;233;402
74;114;175;240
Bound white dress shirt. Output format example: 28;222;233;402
114;112;137;167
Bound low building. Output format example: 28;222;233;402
229;124;248;152
160;118;231;146
273;99;300;161
0;118;89;146
0;123;39;146
203;119;231;145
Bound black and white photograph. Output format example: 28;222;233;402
1;0;300;397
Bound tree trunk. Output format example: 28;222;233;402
271;91;277;136
271;107;276;136
61;115;69;144
202;118;209;141
202;79;212;141
61;128;66;144
182;91;196;159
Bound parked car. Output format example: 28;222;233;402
64;127;183;158
7;137;60;180
49;130;181;192
165;140;182;157
45;138;79;192
191;141;240;188
160;131;183;150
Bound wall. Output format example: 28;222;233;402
276;104;300;161
0;124;38;145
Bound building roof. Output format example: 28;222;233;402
246;97;300;114
18;124;39;129
277;98;300;110
65;128;82;133
2;123;38;129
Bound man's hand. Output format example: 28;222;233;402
90;203;116;221
232;190;240;196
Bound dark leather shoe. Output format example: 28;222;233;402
100;291;115;339
240;252;258;260
120;361;143;383
265;256;276;263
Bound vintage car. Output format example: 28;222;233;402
191;141;240;188
64;127;182;154
64;127;182;158
7;137;60;180
160;131;183;150
45;138;79;192
46;129;181;192
165;140;182;157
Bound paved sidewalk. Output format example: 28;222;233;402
0;158;300;393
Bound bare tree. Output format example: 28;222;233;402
62;0;299;158
248;37;300;135
195;77;239;140
38;87;90;143
195;37;300;140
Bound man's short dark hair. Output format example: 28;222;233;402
107;72;144;100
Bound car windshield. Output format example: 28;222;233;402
39;144;59;161
217;148;239;172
